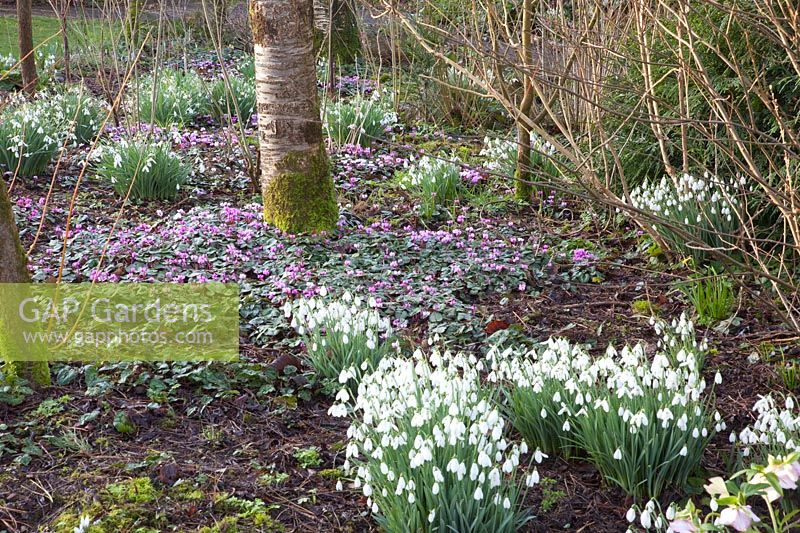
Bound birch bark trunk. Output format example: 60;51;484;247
250;0;338;233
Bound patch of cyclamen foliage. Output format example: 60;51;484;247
16;199;562;345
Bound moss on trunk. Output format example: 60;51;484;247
515;124;533;202
262;146;338;234
330;0;361;65
0;178;50;387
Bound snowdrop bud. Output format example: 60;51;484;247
626;507;636;523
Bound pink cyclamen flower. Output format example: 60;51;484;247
717;505;759;532
572;248;596;264
666;519;698;533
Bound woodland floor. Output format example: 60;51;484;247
1;67;798;533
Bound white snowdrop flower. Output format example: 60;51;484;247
432;482;440;495
640;509;652;529
613;448;622;460
679;446;688;456
328;402;348;417
489;468;501;488
335;388;350;403
626;507;636;522
714;371;722;385
478;451;492;468
428;509;436;523
335;480;343;491
447;457;460;474
526;468;539;486
473;487;484;500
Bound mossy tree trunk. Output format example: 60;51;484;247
17;0;38;96
330;0;361;65
515;119;533;202
0;178;50;386
250;0;338;233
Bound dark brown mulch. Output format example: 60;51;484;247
0;379;374;532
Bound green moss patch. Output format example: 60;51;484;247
263;146;338;234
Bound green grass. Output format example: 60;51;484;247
0;15;107;58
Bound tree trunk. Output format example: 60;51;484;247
515;120;533;202
17;0;38;96
0;178;50;386
330;0;361;65
60;5;71;83
250;0;338;234
514;0;535;202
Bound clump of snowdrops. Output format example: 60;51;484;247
480;134;558;184
51;85;108;145
628;172;743;264
330;346;540;532
208;74;256;125
286;289;393;393
480;137;517;177
133;69;208;126
488;313;720;499
0;94;66;177
732;394;800;463
93;138;189;201
323;90;397;148
398;156;463;219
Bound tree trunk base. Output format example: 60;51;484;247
262;146;339;234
